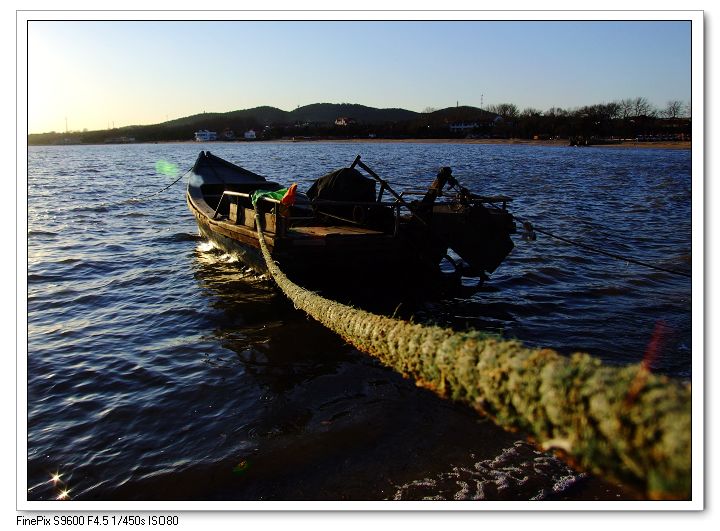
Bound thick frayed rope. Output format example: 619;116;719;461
255;214;691;499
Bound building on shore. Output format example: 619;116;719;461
103;136;136;144
334;117;357;126
194;130;218;141
449;115;503;134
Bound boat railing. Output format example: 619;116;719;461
212;190;247;220
213;190;317;236
213;188;409;234
216;186;500;238
399;189;513;210
351;155;427;227
219;191;316;220
212;190;291;216
310;199;401;208
209;157;513;233
310;199;405;236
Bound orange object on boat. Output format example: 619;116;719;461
280;183;297;206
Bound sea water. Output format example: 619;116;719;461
26;141;692;501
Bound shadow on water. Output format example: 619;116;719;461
97;242;642;501
104;361;640;501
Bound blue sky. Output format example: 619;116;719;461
27;19;692;134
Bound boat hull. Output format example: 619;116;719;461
191;202;268;272
188;193;431;283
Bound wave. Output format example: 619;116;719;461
28;229;58;238
389;441;588;501
66;204;110;213
156;232;202;244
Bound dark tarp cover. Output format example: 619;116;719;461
306;167;376;203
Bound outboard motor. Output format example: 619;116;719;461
419;167;516;277
420;167;457;206
435;202;515;275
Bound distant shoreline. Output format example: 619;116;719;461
33;138;692;150
300;138;691;150
149;138;692;150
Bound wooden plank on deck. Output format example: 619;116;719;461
289;226;384;238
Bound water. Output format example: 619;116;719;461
26;141;692;502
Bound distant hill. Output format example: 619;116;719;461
162;106;291;128
159;103;419;127
287;103;418;123
427;105;500;124
27;103;497;145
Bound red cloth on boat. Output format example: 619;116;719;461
280;183;297;206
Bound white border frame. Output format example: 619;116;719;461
16;9;704;514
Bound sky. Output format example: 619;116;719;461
26;19;692;134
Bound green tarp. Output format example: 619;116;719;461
251;187;289;207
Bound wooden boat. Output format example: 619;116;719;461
186;151;515;285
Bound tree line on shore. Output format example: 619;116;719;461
28;98;691;145
477;97;690;141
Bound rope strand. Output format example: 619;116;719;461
530;223;691;278
139;167;193;201
508;209;691;278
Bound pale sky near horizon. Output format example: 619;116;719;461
26;19;692;134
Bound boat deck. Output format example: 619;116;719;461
288;225;385;238
282;225;396;252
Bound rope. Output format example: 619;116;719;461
254;211;691;500
511;211;692;279
139;167;193;201
91;166;192;210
